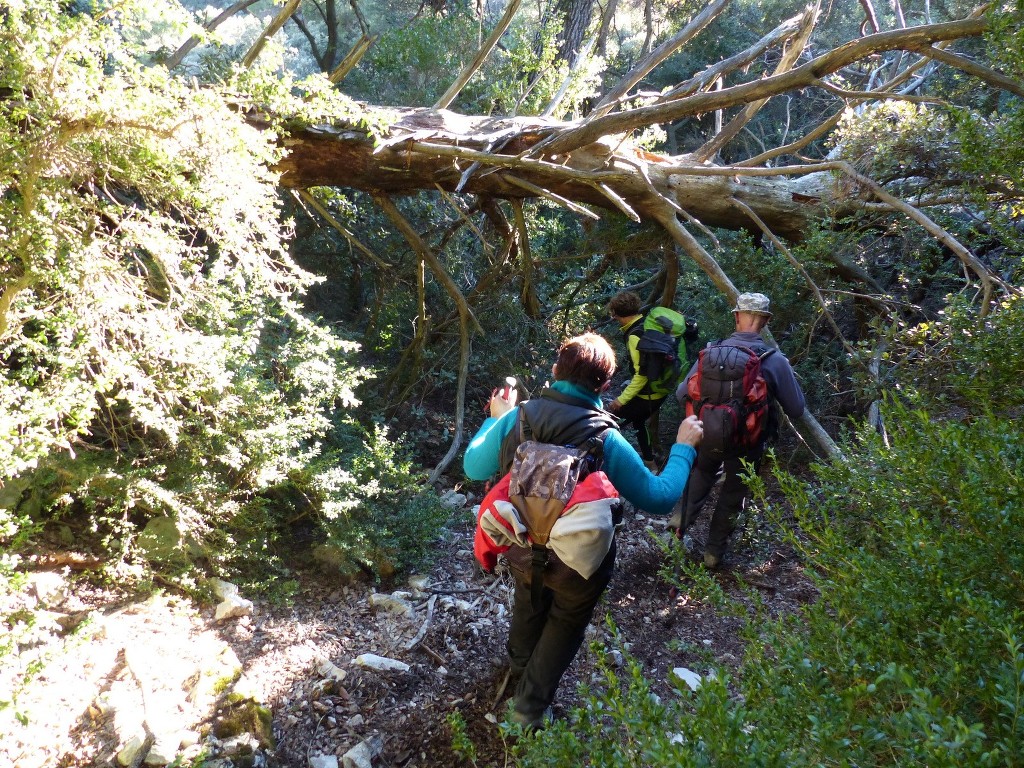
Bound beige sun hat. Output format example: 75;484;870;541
732;292;773;317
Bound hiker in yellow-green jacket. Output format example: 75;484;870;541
606;291;677;469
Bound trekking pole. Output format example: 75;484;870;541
667;507;685;600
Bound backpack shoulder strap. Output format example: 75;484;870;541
518;401;533;443
626;315;646;339
578;431;607;459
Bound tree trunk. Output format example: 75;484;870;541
554;0;596;66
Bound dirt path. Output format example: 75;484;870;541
1;487;814;768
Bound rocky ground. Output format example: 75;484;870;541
0;473;817;768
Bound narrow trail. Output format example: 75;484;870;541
1;478;816;767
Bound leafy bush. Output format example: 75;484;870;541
0;0;443;598
872;294;1024;411
267;423;451;582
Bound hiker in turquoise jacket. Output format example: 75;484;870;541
464;333;703;730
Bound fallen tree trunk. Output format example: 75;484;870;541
274;109;841;241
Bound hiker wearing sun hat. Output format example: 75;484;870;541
669;292;805;569
733;292;773;316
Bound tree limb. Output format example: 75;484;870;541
590;0;732;117
832;161;1007;314
241;0;301;69
908;44;1024;98
504;174;601;218
163;0;261;71
858;0;880;34
434;0;521;109
811;77;946;104
694;2;818;162
731;196;862;362
329;33;376;84
292;189;394;269
540;17;987;156
737;109;843;166
511;199;542;318
374;196;477;482
656;13;805;105
350;0;370;35
542;32;599;119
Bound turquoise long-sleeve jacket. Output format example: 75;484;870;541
463;380;695;516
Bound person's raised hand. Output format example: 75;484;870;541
489;385;518;418
676;414;703;447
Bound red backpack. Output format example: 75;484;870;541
685;343;775;454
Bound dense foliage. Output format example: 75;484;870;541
0;0;448;609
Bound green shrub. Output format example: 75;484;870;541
267;423;451;582
735;402;1024;765
0;0;441;597
876;294;1024;411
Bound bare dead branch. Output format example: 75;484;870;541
652;204;739;300
732;196;862;361
292;189;394;269
694;2;818;162
511;200;542;318
163;0;260;71
858;0;880;34
678;207;721;246
656;13;805;105
403;594;438;651
374;196;483;336
329;34;376;84
590;182;641;221
375;196;478;483
908;44;1024;98
738;109;843;166
893;0;907;29
831;160;1005;313
541;17;987;156
435;185;492;257
591;0;732;117
811;77;946;103
542;33;599;119
504;175;601;218
241;0;301;69
740;11;992;167
434;0;521;109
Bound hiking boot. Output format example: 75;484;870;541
510;706;552;732
703;551;723;570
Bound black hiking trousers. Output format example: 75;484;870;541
506;543;616;720
680;445;764;558
616;396;665;461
